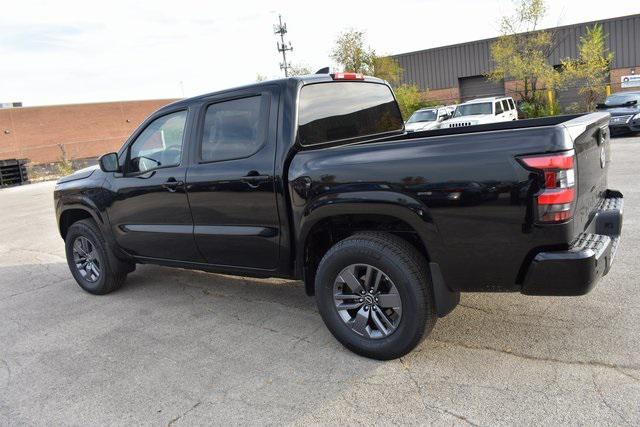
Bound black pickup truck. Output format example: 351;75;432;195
55;73;623;360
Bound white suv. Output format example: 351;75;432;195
405;106;452;132
443;96;518;128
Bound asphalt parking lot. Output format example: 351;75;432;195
1;136;639;426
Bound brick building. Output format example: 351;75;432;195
0;99;176;165
392;14;640;109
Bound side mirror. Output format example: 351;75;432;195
99;152;120;173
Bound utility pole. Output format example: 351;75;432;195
274;14;293;77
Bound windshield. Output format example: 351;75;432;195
407;110;437;123
454;102;492;117
604;93;640;106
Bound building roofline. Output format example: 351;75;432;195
1;98;179;111
391;13;640;58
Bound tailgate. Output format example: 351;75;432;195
563;113;612;238
521;112;623;295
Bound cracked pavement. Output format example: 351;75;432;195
1;136;639;425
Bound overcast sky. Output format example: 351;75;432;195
1;0;638;106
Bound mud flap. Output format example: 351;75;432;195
429;262;460;317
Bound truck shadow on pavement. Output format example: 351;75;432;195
1;261;638;424
119;263;630;367
1;259;629;365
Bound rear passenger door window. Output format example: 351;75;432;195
200;95;268;162
495;101;504;115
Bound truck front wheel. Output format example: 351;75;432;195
64;219;128;295
314;232;436;360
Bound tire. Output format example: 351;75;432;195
315;232;436;360
65;219;128;295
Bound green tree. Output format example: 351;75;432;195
330;29;404;87
561;24;613;111
487;0;559;104
394;85;422;119
330;29;439;119
330;29;376;74
394;85;440;120
372;56;403;87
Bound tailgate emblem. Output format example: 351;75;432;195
600;146;606;168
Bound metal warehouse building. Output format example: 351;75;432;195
392;14;640;108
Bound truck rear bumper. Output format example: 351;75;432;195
522;190;623;296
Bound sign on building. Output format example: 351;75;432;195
0;102;22;109
621;75;640;88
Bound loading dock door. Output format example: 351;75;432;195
459;76;505;102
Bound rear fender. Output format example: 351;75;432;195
295;190;444;274
296;191;457;315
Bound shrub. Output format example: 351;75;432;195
56;144;75;176
394;85;442;120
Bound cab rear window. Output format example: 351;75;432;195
297;82;403;146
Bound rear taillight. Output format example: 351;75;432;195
331;72;365;80
520;150;576;223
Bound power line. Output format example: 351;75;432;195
274;14;293;77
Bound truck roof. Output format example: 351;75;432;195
162;74;388;111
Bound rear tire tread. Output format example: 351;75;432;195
315;231;436;360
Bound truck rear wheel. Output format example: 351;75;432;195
315;232;436;360
64;219;128;295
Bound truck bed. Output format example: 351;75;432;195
289;112;612;293
399;114;585;139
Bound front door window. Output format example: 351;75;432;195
127;111;187;174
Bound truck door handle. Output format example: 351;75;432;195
161;178;184;193
241;173;270;189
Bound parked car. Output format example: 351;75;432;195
597;91;640;135
55;74;623;360
405;106;451;132
444;96;518;128
444;104;458;117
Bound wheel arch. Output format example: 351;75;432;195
58;203;107;239
295;196;441;297
59;203;135;273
